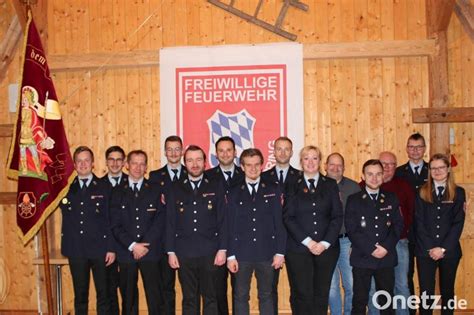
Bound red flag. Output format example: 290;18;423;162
7;12;74;244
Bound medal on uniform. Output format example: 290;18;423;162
361;216;366;228
386;220;391;227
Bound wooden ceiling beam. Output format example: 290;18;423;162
47;39;436;73
454;0;474;42
413;107;474;123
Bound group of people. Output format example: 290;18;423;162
60;132;466;315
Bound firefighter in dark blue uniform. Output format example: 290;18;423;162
166;145;227;315
99;145;139;315
204;136;244;315
227;148;286;315
149;135;187;315
395;132;429;307
261;136;299;315
283;145;343;315
111;150;166;315
345;159;403;315
414;154;465;315
61;146;115;315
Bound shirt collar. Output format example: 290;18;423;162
107;172;123;186
409;160;424;173
245;177;260;193
167;164;182;178
129;177;144;190
365;187;380;195
304;173;320;187
78;174;93;187
219;164;235;176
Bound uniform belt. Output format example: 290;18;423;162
339;233;348;239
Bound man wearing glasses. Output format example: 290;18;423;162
149;135;187;315
100;146;137;315
395;133;429;314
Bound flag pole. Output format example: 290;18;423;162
40;90;55;315
41;224;55;315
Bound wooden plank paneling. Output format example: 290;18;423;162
1;0;474;313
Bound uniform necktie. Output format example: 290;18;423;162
112;176;120;186
437;186;445;199
414;166;420;178
224;171;232;185
279;170;284;184
370;193;378;201
133;183;139;193
80;178;88;190
171;169;178;182
191;180;201;192
249;182;258;199
308;178;316;192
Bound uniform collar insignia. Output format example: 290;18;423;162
241;184;245;190
321;176;326;181
161;171;166;175
270;171;275;175
297;178;302;183
204;178;209;183
183;179;188;184
92;180;97;185
144;183;149;188
362;193;367;199
261;182;266;188
380;193;385;198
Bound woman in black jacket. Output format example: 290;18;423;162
415;153;465;315
283;145;343;315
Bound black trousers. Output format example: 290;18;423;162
416;256;460;315
178;255;219;315
68;257;109;315
106;261;120;315
286;245;339;315
119;260;162;315
214;265;230;315
352;266;395;315
158;255;177;315
272;268;280;315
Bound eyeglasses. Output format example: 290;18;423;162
407;145;425;151
430;166;448;172
166;148;182;153
381;162;396;167
107;158;124;163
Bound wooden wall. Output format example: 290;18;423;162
0;0;473;313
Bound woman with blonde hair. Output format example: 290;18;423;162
414;153;465;315
284;145;343;314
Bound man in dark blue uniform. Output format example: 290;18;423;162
345;159;403;315
61;146;116;315
395;132;428;309
204;136;244;314
111;150;166;315
149;135;187;315
227;148;286;315
99;145;139;315
167;145;227;315
261;136;299;314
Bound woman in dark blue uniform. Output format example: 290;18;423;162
284;145;343;315
415;154;466;315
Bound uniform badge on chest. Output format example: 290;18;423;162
208;200;213;210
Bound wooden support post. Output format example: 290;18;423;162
425;0;455;155
41;225;55;315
